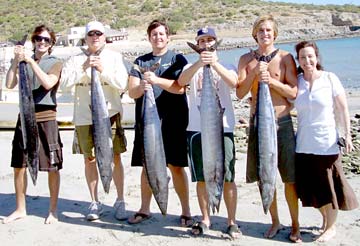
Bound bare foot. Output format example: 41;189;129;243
45;211;58;224
316;227;336;243
264;224;283;238
2;210;27;224
289;225;302;243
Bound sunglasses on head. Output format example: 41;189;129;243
87;31;103;37
34;35;51;43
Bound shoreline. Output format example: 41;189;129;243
107;28;360;60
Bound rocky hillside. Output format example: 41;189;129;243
0;0;359;42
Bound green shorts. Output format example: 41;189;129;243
73;113;127;158
246;114;296;183
187;131;236;182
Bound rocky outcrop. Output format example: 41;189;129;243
332;14;353;26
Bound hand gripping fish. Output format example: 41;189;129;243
253;49;279;214
133;61;169;215
187;41;225;214
81;46;113;193
16;35;39;185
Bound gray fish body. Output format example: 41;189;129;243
256;82;277;214
91;67;113;193
142;88;168;215
19;61;39;185
187;41;225;214
200;65;225;214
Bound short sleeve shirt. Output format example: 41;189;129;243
294;71;345;155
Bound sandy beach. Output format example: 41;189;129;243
1;111;360;246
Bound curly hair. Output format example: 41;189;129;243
31;24;56;54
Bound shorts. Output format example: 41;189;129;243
131;109;188;167
187;131;236;182
73;113;127;158
11;117;63;171
246;114;296;183
296;153;358;210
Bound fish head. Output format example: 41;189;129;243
187;39;222;54
12;34;28;46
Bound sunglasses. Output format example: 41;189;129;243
34;35;51;43
87;31;103;37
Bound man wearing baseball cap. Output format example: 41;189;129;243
61;20;129;221
178;27;241;239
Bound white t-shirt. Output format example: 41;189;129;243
185;63;236;133
294;71;345;155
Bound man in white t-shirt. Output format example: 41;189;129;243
178;27;240;239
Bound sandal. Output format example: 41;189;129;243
226;224;242;239
127;212;152;224
180;215;194;227
191;221;209;236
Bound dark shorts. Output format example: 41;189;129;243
131;91;188;167
246;114;296;183
187;131;236;182
11;117;63;171
73;113;127;158
131;117;188;168
296;153;358;210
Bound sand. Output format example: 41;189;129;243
0;125;360;246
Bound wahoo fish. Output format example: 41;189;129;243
134;62;168;215
17;35;39;185
187;41;225;214
81;46;113;193
253;49;279;214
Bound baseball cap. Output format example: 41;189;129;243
85;21;105;35
195;27;217;41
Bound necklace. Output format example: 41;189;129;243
251;49;279;63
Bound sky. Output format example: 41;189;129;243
265;0;360;5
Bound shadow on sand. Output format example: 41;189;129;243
0;193;317;242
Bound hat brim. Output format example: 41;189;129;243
195;34;217;41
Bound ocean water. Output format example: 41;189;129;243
185;36;360;89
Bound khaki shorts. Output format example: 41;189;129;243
187;131;236;182
73;113;127;158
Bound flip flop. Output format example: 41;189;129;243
180;215;194;227
226;224;242;239
127;212;152;224
191;221;209;236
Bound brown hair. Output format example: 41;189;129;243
252;15;278;43
31;24;56;54
147;20;170;38
295;41;324;74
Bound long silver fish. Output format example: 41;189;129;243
134;62;168;215
81;46;113;193
253;49;279;214
17;35;39;185
187;42;225;214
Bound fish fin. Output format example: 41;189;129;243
17;35;28;46
187;42;203;54
149;58;161;72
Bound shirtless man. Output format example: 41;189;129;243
236;15;301;243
